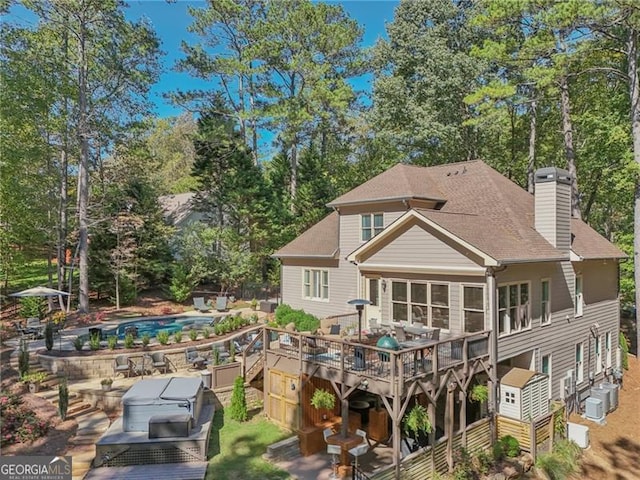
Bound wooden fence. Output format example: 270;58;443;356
370;418;492;479
496;404;564;459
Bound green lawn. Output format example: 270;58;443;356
206;408;292;480
7;259;76;293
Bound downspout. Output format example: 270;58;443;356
486;266;498;443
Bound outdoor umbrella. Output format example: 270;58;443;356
10;286;70;312
10;287;70;297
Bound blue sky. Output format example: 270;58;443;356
123;0;399;117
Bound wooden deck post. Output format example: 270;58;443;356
446;382;455;471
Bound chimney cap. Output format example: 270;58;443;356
534;167;571;185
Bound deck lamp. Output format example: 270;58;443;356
347;298;371;343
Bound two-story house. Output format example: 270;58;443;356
275;160;623;408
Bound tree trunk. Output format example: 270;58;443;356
628;26;640;357
559;75;581;218
528;99;537;194
77;16;90;314
290;142;298;205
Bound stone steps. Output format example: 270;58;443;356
264;435;301;463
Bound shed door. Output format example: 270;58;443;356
267;369;299;430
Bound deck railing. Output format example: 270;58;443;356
265;326;491;391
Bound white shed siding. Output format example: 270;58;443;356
499;385;521;419
365;223;481;269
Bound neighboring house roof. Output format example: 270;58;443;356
500;367;537;389
158;192;198;227
278;160;625;263
274;211;340;258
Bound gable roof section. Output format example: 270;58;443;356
274;211;339;258
500;367;537;389
158;192;197;226
327;163;446;207
279;160;625;262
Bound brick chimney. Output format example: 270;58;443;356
534;167;572;254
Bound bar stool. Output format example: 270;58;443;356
327;444;341;479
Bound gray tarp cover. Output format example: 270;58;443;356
122;377;201;406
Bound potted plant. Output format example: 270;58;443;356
470;383;489;403
403;404;432;451
101;378;113;391
310;387;336;420
22;371;48;393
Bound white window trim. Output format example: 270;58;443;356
389;279;451;330
575;342;584;384
302;268;329;302
497;281;532;337
461;283;486;333
595;335;602;374
575;275;583;317
605;332;612;369
541;353;552;399
360;213;384;242
541;278;551;326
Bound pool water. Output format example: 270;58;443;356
103;315;214;340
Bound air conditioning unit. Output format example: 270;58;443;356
590;386;610;414
567;422;590;448
600;382;619;411
585;397;604;422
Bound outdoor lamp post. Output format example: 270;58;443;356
347;298;371;343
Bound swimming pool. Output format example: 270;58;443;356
102;315;215;340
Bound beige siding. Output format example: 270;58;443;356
280;258;358;319
364;223;481;268
340;209;405;258
534;181;571;252
495;261;619;401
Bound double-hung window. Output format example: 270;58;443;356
303;269;328;300
541;279;551;325
361;213;384;241
497;282;531;335
575;343;584;384
463;285;485;333
575;275;583;317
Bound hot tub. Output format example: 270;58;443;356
122;377;204;432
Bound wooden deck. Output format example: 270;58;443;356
84;462;208;480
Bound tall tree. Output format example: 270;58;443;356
23;0;161;312
372;0;488;165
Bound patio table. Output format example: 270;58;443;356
404;325;431;338
326;432;362;469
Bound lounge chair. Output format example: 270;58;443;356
193;297;211;312
215;296;228;312
13;322;37;340
185;347;207;369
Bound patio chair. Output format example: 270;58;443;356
185;347;207;369
323;427;334;442
149;352;169;374
428;328;440;341
327;444;341;479
394;325;407;342
113;355;134;378
13;322;36;340
193;297;211;312
215;296;228;312
349;429;370;471
369;318;381;334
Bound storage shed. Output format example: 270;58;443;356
499;367;549;421
122;377;204;432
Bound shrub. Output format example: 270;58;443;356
157;330;170;345
493;435;520;460
94;311;107;322
0;391;50;445
21;371;48;384
173;331;183;343
249;313;259;324
58;378;69;420
45;321;54;351
18;339;29;377
73;336;85;351
169;265;193;302
212;347;220;366
141;333;151;348
250;298;258;310
189;329;198;341
620;332;629;370
229;376;248;422
452;448;473;480
536;440;582;480
473;449;493;476
161;306;173;315
310;388;336;410
274;304;319;332
20;297;45;319
89;333;101;351
124;333;135;349
202;327;211;339
107;335;118;350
